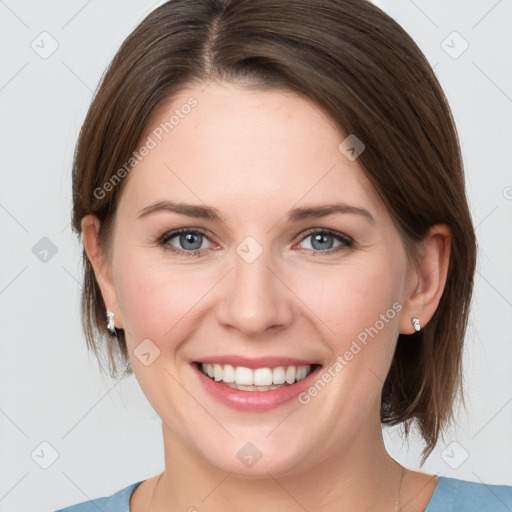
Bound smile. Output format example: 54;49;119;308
199;363;314;391
193;359;322;411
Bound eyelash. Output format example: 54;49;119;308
158;228;353;257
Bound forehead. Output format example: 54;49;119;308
118;81;387;221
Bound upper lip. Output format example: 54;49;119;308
194;355;321;369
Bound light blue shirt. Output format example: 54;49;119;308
54;476;512;511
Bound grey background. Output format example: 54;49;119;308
0;1;511;511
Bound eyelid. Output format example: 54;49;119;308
159;227;213;244
297;227;353;245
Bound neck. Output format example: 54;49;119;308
151;419;403;512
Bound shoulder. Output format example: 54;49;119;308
426;476;512;511
52;481;144;512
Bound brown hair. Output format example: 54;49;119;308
71;0;477;462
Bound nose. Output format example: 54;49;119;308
215;245;295;338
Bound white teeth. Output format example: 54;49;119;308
200;363;313;386
223;364;235;383
235;366;253;385
213;364;223;382
272;366;286;385
253;368;273;386
285;366;296;384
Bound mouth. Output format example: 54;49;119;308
196;362;318;391
192;359;322;411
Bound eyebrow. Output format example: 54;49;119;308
137;200;375;224
288;203;375;224
138;200;223;222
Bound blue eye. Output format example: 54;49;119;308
298;229;352;253
160;229;213;256
159;228;352;257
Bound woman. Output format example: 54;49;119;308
55;0;512;510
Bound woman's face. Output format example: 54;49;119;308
101;81;415;476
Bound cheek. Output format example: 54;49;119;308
111;252;218;424
296;257;404;345
289;258;405;427
112;247;218;350
293;251;406;404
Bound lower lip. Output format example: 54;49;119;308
193;363;322;412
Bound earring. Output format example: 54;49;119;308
412;317;421;333
107;310;116;334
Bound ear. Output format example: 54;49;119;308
81;215;123;329
399;224;452;334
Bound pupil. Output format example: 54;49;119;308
182;233;201;250
312;233;333;250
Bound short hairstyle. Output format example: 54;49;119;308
71;0;477;462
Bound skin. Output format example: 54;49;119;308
82;80;451;511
